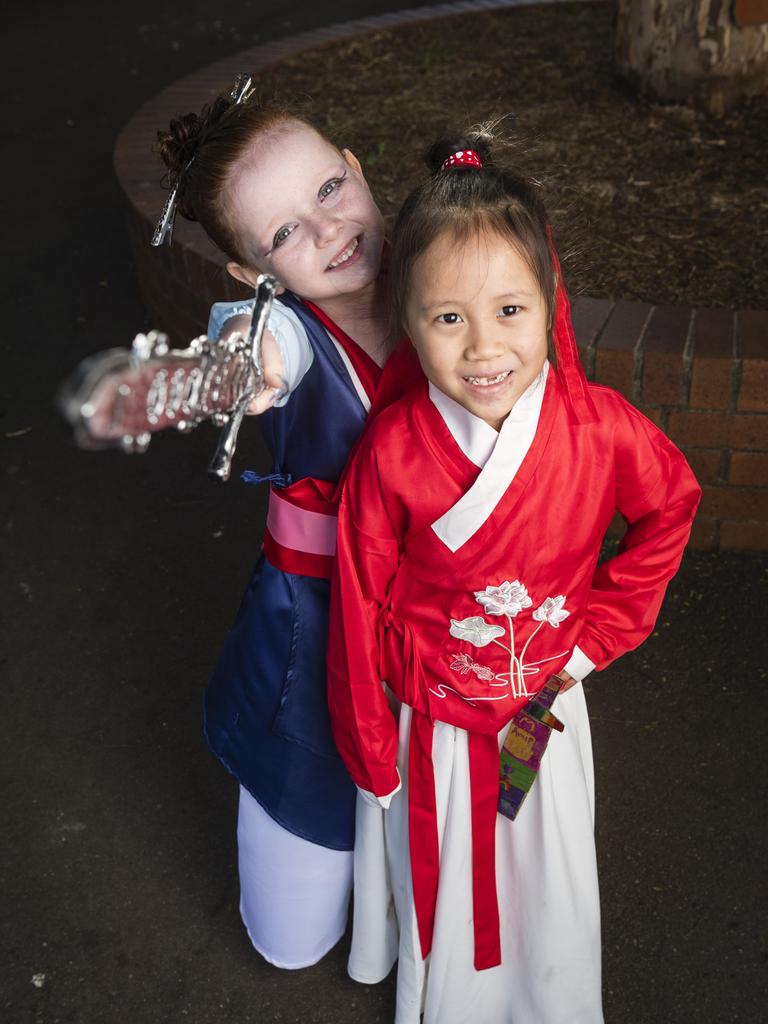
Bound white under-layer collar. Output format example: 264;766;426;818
430;362;549;552
428;361;549;469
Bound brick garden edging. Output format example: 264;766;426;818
571;300;768;550
114;0;768;551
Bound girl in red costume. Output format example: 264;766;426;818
327;130;700;1023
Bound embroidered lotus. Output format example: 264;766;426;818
442;580;571;703
449;616;505;647
474;580;532;618
450;653;495;681
450;653;475;674
532;595;570;628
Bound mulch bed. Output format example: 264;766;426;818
248;0;766;309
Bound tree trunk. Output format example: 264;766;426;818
615;0;768;113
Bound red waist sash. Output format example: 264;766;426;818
408;711;501;971
379;607;502;971
263;477;338;580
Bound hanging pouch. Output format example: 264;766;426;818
498;673;565;820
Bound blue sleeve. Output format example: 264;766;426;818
206;297;315;406
207;300;255;340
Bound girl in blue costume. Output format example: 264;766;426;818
156;84;418;968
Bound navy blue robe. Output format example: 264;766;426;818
204;293;369;851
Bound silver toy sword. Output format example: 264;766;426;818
58;274;278;482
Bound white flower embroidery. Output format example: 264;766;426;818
449;616;505;647
450;653;495;681
474;580;532;618
532;595;570;628
450;653;473;674
444;582;572;703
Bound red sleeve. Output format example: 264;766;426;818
327;436;401;796
576;399;702;671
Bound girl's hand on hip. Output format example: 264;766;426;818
558;670;578;692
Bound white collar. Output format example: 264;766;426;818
430;362;549;552
428;361;549;469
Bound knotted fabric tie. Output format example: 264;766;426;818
379;607;503;970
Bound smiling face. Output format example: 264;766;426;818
225;121;385;304
404;229;549;431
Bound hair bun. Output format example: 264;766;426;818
155;95;233;220
425;132;494;175
156;112;203;178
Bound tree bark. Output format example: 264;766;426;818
615;0;768;113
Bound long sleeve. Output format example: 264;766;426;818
576;401;701;670
327;441;402;797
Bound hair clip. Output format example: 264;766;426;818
151;72;254;247
230;73;255;105
151;163;189;247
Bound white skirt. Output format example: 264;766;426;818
237;786;353;969
349;683;603;1023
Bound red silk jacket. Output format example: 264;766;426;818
327;368;700;970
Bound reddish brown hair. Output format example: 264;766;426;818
156;91;315;265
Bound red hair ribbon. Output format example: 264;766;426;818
441;149;483;171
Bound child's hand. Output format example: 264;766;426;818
219;319;287;415
558;670;578;692
247;328;287;414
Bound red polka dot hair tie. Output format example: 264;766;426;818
440;149;483;171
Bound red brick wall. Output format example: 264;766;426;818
734;0;768;26
114;4;768;552
572;297;768;550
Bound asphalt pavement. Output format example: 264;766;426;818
2;2;766;1022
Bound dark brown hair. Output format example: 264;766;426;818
156;90;315;265
390;129;556;356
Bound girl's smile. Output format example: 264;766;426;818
405;229;550;430
226;123;384;303
326;234;362;271
464;370;511;386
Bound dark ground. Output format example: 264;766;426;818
1;2;767;1023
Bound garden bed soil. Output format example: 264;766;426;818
248;0;767;308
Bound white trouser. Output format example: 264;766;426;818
237;786;353;969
